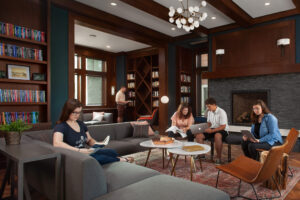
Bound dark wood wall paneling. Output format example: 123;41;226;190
203;20;300;79
74;45;117;109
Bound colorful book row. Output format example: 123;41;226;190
0;89;46;103
0;112;39;125
0;22;45;42
0;42;43;61
180;97;191;103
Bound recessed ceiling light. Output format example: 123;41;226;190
106;45;111;48
265;2;270;6
110;2;117;6
211;16;216;20
89;34;96;37
171;27;176;31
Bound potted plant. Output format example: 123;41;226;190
0;120;32;145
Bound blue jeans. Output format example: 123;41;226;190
89;144;120;165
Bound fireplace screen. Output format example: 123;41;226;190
232;91;269;125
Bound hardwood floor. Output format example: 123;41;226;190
0;147;299;199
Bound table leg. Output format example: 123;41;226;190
144;149;152;167
18;162;23;200
55;154;62;200
162;149;165;168
190;156;195;181
199;158;203;172
10;162;15;198
171;155;179;176
0;160;12;199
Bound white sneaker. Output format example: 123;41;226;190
103;135;110;145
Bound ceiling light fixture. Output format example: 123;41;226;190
89;34;96;37
211;16;216;20
106;45;111;48
169;0;208;32
171;27;176;31
110;2;117;6
265;2;270;6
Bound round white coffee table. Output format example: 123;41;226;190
168;142;211;181
140;140;183;168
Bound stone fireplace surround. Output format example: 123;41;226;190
208;73;300;130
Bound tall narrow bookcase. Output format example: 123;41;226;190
0;0;51;130
126;50;159;121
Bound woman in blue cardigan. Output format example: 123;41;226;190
241;99;283;160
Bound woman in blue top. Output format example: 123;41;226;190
241;99;283;160
53;99;134;165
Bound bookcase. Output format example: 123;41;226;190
176;46;195;108
126;49;159;120
179;71;192;104
0;0;51;129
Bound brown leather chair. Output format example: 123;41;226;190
257;128;299;177
215;142;288;199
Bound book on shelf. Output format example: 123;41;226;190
0;89;46;103
180;74;191;82
152;71;159;78
0;111;39;125
152;81;159;87
128;100;135;107
127;82;135;88
152;91;159;97
165;126;186;138
180;97;191;103
0;21;45;42
153;100;159;107
128;91;135;97
127;73;135;80
180;86;191;93
0;42;43;61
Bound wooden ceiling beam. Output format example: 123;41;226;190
293;0;300;11
51;0;171;46
206;0;253;27
119;0;208;35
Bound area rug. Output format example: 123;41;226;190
128;149;300;200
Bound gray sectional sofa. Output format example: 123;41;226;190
23;122;230;200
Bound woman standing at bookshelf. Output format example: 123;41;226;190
53;99;134;164
168;103;194;141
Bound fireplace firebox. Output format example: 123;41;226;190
231;90;270;125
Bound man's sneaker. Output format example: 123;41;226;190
215;159;222;165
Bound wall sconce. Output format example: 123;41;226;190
216;49;225;64
277;38;290;56
111;86;115;95
160;96;169;104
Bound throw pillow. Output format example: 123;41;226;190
130;121;155;136
92;112;105;122
132;123;149;138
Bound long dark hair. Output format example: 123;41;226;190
251;99;271;123
177;103;192;119
57;99;82;124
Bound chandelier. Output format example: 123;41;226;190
169;0;208;32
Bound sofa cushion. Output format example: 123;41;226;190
24;129;53;144
104;140;148;156
132;123;149;138
96;174;230;200
102;162;160;192
88;125;117;140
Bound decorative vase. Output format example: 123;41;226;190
5;131;21;145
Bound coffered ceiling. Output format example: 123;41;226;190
71;0;299;52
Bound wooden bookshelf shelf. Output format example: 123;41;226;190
0;34;47;46
0;102;47;106
0;55;47;64
0;79;47;85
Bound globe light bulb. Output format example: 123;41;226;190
202;12;208;19
188;17;193;23
169;6;175;12
194;20;200;27
176;19;180;24
188;6;194;13
201;1;207;7
169;18;174;23
177;7;183;14
181;18;187;24
194;6;199;12
177;23;182;28
169;11;174;17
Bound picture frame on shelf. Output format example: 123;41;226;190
7;64;30;80
0;70;6;78
32;73;46;81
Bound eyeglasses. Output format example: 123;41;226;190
71;112;81;115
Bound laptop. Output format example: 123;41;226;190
190;123;210;134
